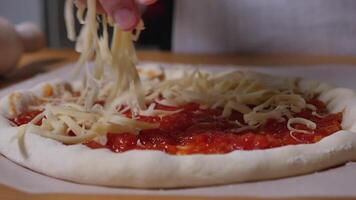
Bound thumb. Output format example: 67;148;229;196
99;0;140;31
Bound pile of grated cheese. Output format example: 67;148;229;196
16;0;323;153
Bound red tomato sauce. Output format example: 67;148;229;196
11;99;342;155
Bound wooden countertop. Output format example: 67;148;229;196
5;48;354;89
2;49;356;200
18;49;356;68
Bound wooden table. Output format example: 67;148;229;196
2;49;356;200
6;48;355;89
18;49;356;67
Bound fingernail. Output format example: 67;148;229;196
113;9;138;31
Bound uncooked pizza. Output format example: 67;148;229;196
0;0;355;188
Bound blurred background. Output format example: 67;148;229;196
0;0;173;51
2;0;356;55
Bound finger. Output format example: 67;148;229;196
99;0;140;31
136;0;157;5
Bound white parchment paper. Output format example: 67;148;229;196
0;63;355;197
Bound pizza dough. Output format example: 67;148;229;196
0;69;356;188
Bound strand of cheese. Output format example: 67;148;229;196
64;0;76;41
287;117;316;134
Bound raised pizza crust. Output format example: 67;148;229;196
0;70;356;188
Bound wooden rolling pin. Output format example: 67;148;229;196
0;17;45;74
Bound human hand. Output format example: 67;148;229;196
76;0;157;31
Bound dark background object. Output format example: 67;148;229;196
138;0;174;50
43;0;174;50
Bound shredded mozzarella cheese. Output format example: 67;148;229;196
287;117;316;134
